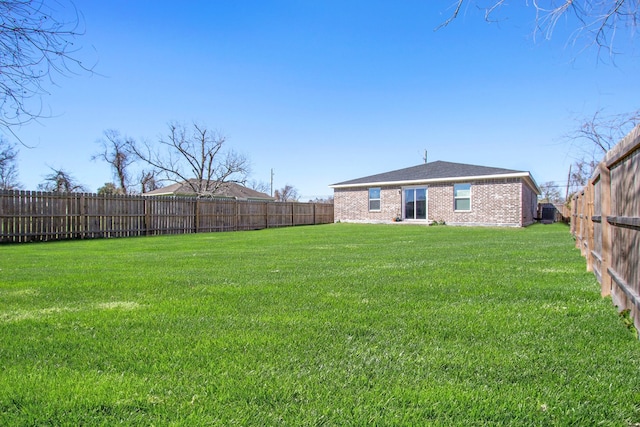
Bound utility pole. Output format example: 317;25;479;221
270;168;274;197
423;150;428;164
565;164;571;202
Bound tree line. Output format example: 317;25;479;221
3;108;635;204
0;122;311;202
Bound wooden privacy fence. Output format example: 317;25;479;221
0;191;334;243
571;124;640;334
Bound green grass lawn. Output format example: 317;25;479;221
1;223;639;426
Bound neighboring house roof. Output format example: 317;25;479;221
331;160;540;194
143;180;274;200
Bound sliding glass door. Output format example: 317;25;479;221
404;187;427;220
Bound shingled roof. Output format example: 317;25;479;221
331;161;536;189
143;180;274;200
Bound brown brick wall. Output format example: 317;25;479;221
431;179;523;226
521;182;538;226
334;178;536;227
334;186;402;223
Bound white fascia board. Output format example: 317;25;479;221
524;175;542;195
331;172;541;194
140;192;173;197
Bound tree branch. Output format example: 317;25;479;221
0;0;95;130
129;122;249;198
436;0;639;57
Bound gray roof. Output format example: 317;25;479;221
331;161;527;186
144;180;274;200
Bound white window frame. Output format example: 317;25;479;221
454;183;471;212
368;187;381;212
402;186;428;220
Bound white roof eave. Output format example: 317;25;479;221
330;172;541;195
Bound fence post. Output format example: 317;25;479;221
585;183;594;271
580;190;587;254
234;199;238;231
570;195;576;236
194;198;200;233
143;197;150;236
80;193;87;239
575;191;584;249
598;162;613;297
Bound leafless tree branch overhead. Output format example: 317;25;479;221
563;108;640;197
0;0;94;130
566;108;640;154
439;1;639;54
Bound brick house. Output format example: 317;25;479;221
330;161;540;227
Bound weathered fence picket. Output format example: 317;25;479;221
571;124;640;335
0;191;334;243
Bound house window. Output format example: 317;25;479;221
404;187;427;220
454;183;471;211
369;188;381;211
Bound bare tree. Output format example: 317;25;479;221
92;129;134;194
128;122;250;197
0;0;93;130
274;184;299;202
567;157;600;196
538;181;563;203
247;179;271;195
438;1;639;56
567;108;640;155
0;137;22;189
38;167;86;192
138;169;160;194
563;109;640;195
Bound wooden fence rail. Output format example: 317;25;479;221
571;124;640;335
0;191;334;243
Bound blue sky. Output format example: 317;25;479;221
9;1;640;199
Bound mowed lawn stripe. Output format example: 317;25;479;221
0;223;638;425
